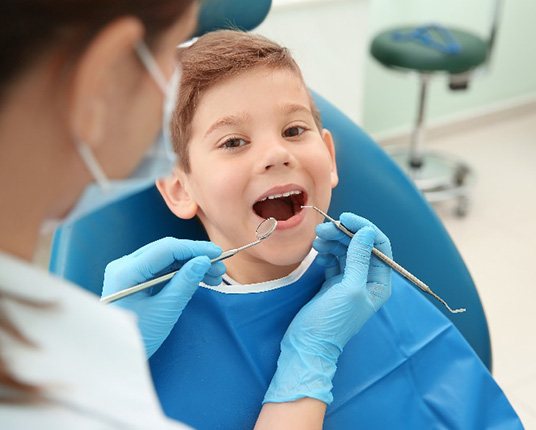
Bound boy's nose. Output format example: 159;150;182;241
261;142;294;172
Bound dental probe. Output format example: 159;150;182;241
302;205;466;314
101;217;278;305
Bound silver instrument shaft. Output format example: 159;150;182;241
100;249;248;305
101;217;278;305
303;205;465;314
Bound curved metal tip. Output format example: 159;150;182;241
432;291;467;314
302;205;467;314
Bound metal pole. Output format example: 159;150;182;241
408;73;430;169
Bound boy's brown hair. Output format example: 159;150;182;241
172;30;323;172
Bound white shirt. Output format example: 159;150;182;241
202;249;318;294
0;252;190;430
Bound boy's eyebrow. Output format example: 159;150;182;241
203;104;312;139
204;113;250;138
280;103;312;116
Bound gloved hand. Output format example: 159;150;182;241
264;213;392;405
102;238;225;358
314;213;392;313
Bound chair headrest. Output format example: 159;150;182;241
195;0;272;37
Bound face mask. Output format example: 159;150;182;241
41;40;180;234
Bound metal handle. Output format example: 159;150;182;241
302;206;466;314
100;251;237;305
100;239;266;305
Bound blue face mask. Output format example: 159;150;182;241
63;41;180;225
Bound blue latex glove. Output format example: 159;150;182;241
102;238;225;357
264;213;392;405
314;213;392;313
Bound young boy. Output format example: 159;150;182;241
158;31;338;285
108;31;522;429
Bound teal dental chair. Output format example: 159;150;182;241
49;89;492;370
194;0;272;37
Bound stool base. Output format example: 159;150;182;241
387;147;474;217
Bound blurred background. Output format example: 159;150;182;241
257;0;536;426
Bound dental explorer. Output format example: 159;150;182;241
302;205;466;314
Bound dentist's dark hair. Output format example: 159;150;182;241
0;0;195;103
0;0;195;401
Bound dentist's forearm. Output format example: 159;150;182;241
254;398;326;430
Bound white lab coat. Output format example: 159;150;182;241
0;252;190;429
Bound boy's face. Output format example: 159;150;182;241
159;66;338;283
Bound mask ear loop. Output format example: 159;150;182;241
162;67;181;164
136;40;180;164
135;41;169;93
72;43;158;192
76;141;111;191
73;41;176;192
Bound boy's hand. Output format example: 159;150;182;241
101;238;225;358
264;214;392;405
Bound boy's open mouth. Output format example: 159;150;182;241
253;190;306;221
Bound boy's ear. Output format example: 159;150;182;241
156;171;199;219
321;129;339;188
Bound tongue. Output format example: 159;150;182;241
254;198;294;221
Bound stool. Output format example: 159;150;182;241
370;24;490;216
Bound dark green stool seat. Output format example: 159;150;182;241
371;26;488;74
369;22;497;216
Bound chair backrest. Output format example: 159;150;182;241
313;93;491;369
194;0;272;37
50;92;492;370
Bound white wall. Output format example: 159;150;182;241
258;0;536;136
257;0;370;125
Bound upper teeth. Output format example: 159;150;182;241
258;190;302;202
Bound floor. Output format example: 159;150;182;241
383;108;536;427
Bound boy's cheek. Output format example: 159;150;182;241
195;173;244;210
305;154;337;184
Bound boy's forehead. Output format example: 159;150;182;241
191;66;312;132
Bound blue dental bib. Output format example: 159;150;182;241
150;258;522;429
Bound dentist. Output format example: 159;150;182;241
0;1;391;429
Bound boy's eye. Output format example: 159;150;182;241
283;126;306;138
220;137;248;150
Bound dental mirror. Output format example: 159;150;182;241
211;216;277;262
256;216;278;240
101;217;278;304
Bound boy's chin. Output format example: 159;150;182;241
255;242;313;268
